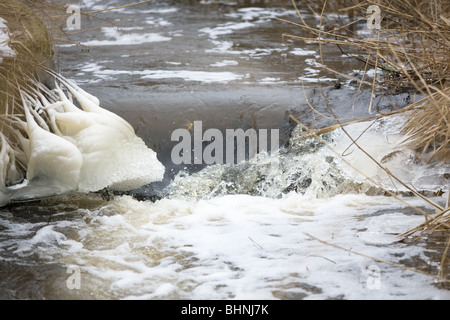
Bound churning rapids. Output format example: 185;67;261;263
0;0;449;300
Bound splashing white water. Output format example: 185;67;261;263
166;114;447;201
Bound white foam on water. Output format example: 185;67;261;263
297;75;336;83
144;17;172;27
122;8;179;15
290;48;317;56
224;7;297;23
78;0;106;12
204;6;295;39
81;27;171;46
3;191;447;300
205;39;285;59
71;63;244;84
72;62;116;82
304;67;319;75
205;40;238;54
140;70;244;83
200;22;256;40
210;60;239;67
200;7;297;59
259;77;285;84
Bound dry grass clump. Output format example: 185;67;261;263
0;0;53;107
0;0;55;186
282;0;449;188
282;0;450;162
401;87;450;163
371;0;450;163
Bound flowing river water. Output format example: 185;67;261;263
0;0;449;299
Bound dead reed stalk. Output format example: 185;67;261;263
283;0;450;161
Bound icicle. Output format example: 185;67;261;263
47;69;100;106
56;77;135;137
8;94;83;202
0;132;25;205
0;133;9;187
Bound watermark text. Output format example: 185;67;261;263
171;121;279;165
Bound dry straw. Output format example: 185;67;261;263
282;0;449;161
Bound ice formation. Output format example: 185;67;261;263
0;71;165;206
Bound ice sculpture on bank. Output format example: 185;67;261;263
0;69;165;206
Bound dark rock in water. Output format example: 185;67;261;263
333;80;341;89
114;186;163;203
